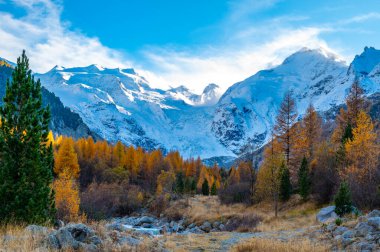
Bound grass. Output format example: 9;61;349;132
232;238;329;252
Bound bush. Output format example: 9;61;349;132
334;181;352;217
80;182;144;220
219;182;251;205
149;193;170;216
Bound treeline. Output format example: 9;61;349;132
219;81;380;217
52;135;223;220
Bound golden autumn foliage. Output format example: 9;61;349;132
53;173;80;221
54;137;80;178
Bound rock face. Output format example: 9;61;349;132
316;206;338;223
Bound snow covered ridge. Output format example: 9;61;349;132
32;46;380;160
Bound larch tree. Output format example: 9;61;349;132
0;51;55;223
53;137;81;221
274;91;298;177
344;110;379;207
256;135;284;217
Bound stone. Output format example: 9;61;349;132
352;241;376;251
333;226;349;236
137;216;155;225
326;223;336;232
219;224;225;231
342;230;355;239
200;221;212;233
355;222;375;237
106;223;128;232
316;206;338;223
45;223;102;250
367;210;380;218
367;217;380;230
212;221;221;228
187;223;196;229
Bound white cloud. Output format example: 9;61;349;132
0;0;131;72
141;27;341;93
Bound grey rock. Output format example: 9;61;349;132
352;241;376;251
106;223;128;232
200;221;212;232
326;223;336;232
137;216;155;225
219;224;225;231
45;223;101;250
342;230;355;239
367;210;380;218
212;221;221;228
187;223;196;229
316;206;338;223
355;222;375;237
368;217;380;230
189;227;205;234
333;226;349;236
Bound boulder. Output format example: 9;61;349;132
137;216;155;225
355;222;375;237
368;217;380;230
187;223;196;229
118;236;141;247
316;206;338;223
342;230;355;239
200;221;212;233
352;241;376;251
45;223;101;250
219;224;225;231
367;210;380;218
333;226;349;236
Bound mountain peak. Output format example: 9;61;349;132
203;83;220;94
351;46;380;75
283;47;344;65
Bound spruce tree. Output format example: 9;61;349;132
175;172;184;194
210;182;217;195
279;162;291;201
191;178;197;194
202;179;209;196
0;51;55;224
298;157;310;201
334;181;352;217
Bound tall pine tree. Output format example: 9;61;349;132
279;162;291;201
0;51;55;223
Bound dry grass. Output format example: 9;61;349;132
165;195;321;232
232;238;329;252
163;232;232;251
0;224;48;252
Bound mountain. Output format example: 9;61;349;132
0;62;98;139
31;46;380;161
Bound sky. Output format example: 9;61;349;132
1;0;380;93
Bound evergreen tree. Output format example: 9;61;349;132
334;181;352;217
175;172;184;194
210;181;217;195
298;157;310;200
279;162;291;201
202;179;209;196
0;51;55;223
191;178;197;194
342;123;353;144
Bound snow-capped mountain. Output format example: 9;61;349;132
34;46;380;160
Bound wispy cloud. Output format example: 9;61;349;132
0;0;131;72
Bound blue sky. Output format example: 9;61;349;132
1;0;380;92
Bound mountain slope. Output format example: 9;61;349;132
32;47;380;160
0;62;98;139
